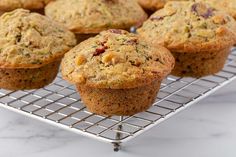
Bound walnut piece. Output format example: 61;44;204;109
102;52;121;65
191;3;213;19
76;55;87;66
212;15;226;24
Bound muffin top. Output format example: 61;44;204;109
61;29;175;89
138;1;236;52
45;0;148;34
0;9;76;68
137;0;187;11
0;0;53;11
198;0;236;19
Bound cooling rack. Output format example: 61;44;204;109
0;48;236;152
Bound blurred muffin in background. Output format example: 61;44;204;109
0;9;76;90
138;1;236;77
0;0;53;15
198;0;236;20
137;0;188;11
45;0;148;43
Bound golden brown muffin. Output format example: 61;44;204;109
137;0;187;11
198;0;236;19
45;0;148;43
0;9;76;90
61;29;175;116
138;1;236;77
0;0;53;14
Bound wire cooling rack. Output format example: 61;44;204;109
0;48;236;151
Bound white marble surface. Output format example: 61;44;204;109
0;80;236;157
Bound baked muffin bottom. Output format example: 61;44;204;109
0;60;61;90
76;80;161;116
171;47;231;78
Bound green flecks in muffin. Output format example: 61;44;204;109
198;21;208;29
45;0;147;33
37;51;49;55
24;53;31;58
0;9;76;67
184;26;190;33
137;1;236;50
61;29;174;88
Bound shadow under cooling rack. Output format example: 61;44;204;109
0;48;236;146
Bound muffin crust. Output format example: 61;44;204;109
45;0;148;34
138;1;236;53
62;29;174;89
0;9;76;68
62;29;174;115
199;0;236;19
0;0;53;11
137;0;187;11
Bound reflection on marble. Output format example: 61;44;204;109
0;81;236;157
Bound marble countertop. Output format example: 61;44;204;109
0;80;236;157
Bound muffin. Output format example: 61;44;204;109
0;9;76;90
198;0;236;20
61;29;175;116
137;0;187;11
0;0;53;14
45;0;148;43
138;1;236;77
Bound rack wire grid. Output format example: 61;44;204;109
0;48;236;151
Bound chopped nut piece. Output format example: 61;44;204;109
191;3;213;19
76;55;87;66
216;27;227;36
212;15;226;24
102;52;121;65
166;7;177;16
75;74;86;84
195;29;214;38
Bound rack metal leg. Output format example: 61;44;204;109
113;142;121;152
113;116;123;152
